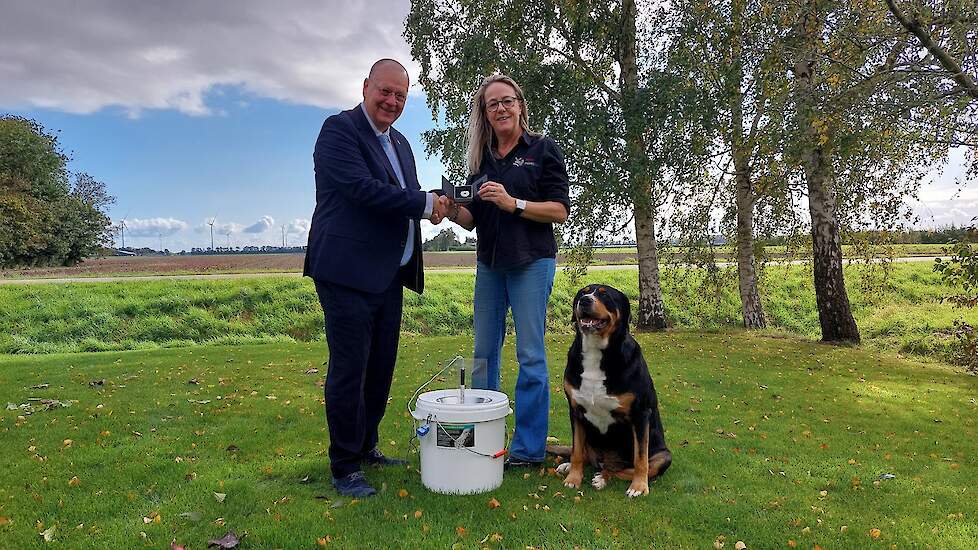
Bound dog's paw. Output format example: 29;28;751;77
555;462;571;476
591;472;607;490
625;480;649;498
563;471;583;489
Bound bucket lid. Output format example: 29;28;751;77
412;389;511;423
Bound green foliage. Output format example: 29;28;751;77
422;228;463;251
934;224;978;371
0;116;115;268
2;264;976;365
0;115;70;200
0;334;976;547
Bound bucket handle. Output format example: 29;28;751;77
407;355;463;419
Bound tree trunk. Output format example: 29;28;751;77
792;1;860;343
729;4;766;329
621;0;667;330
634;197;667;330
732;146;766;329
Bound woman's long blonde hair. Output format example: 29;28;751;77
466;74;538;175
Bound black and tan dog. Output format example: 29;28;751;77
550;284;672;497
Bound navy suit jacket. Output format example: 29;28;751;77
304;106;427;294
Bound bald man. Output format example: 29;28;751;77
304;59;449;497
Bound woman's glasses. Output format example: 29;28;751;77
485;96;519;112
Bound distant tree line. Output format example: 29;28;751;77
422;228;477;251
0;115;115;268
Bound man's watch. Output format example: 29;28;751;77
513;198;526;217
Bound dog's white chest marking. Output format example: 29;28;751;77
571;335;619;434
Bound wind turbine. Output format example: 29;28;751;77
119;217;128;249
281;225;287;247
206;216;216;250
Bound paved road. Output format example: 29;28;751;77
0;256;950;286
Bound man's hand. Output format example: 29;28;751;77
429;193;451;224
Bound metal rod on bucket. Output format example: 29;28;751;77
459;362;465;404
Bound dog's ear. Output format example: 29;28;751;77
615;288;631;333
571;286;585;327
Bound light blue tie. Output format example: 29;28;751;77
379;133;414;266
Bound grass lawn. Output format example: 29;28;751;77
1;332;976;549
4;263;978;369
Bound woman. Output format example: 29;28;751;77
446;74;570;468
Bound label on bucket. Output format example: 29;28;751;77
436;423;475;448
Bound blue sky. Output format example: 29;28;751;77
9;87;450;250
1;1;974;252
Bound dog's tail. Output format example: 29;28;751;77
545;444;571;458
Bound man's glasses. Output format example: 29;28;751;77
375;84;407;104
485;96;519;112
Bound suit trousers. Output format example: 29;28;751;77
315;277;403;478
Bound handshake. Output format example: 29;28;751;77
428;194;456;225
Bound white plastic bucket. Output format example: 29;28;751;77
411;389;512;494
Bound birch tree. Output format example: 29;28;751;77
405;0;708;330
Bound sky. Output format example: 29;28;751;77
1;0;974;252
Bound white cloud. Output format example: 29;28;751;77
121;217;188;237
286;218;310;234
0;0;416;116
243;215;275;234
194;219;244;235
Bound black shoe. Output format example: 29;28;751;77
363;447;408;467
504;456;543;470
331;471;377;498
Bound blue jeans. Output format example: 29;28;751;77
473;257;556;462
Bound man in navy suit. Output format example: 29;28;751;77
304;59;449;497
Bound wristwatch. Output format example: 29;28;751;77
513;198;526;217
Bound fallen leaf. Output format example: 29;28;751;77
0;516;10;526
414;510;423;519
398;489;409;498
63;439;73;447
488;497;501;509
214;492;227;503
171;540;187;550
455;526;466;537
179;512;202;522
735;542;746;550
870;528;881;539
787;540;797;548
207;531;240;548
68;476;81;487
40;525;55;542
316;535;332;546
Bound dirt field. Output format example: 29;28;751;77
0;252;642;279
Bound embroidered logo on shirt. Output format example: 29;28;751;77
513;157;537;167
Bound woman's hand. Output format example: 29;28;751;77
477;180;515;213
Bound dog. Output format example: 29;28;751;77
549;284;672;497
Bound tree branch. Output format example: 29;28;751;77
884;0;978;101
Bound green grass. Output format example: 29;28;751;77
1;333;975;548
590;243;958;257
3;263;977;366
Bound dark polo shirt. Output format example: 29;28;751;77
467;132;571;269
